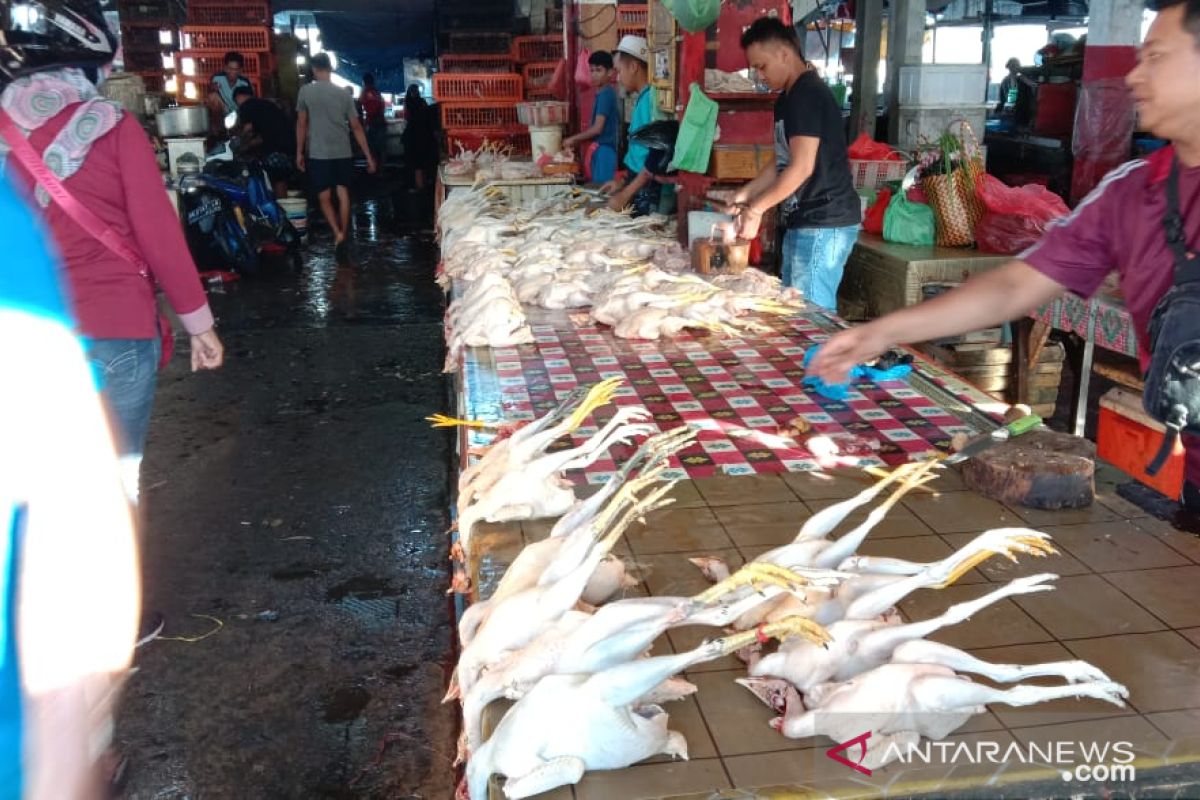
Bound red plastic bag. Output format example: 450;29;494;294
863;187;891;234
975;173;1068;219
847;133;904;161
973;174;1070;254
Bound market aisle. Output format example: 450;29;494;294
115;189;458;798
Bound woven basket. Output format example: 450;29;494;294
924;166;984;247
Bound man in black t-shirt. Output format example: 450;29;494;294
731;18;861;310
234;87;296;197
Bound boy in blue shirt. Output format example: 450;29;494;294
563;51;619;184
602;35;659;214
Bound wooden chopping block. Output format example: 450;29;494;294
961;428;1095;509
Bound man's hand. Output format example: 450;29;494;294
807;323;892;385
190;328;225;372
607;190;631;212
366;156;378;175
736;207;763;240
296;153;306;172
599;179;621;195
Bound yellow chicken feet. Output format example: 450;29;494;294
932;530;1059;589
708;615;833;657
565;377;624;431
692;563;815;605
426;413;491;429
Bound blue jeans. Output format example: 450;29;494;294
86;338;161;458
782;225;860;311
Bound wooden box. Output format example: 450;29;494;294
709;144;773;180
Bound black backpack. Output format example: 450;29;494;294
1144;158;1199;477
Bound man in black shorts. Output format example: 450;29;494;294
233;87;295;198
296;53;376;254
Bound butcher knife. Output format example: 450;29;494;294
943;414;1043;465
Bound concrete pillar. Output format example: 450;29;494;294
850;0;884;140
884;0;925;144
1071;0;1141;202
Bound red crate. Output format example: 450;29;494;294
121;22;176;50
446;128;531;156
525;89;558;101
180;26;272;52
187;2;271;26
178;50;268;79
433;72;523;102
440;102;521;130
618;25;646;41
521;61;561;94
1098;395;1185;499
447;31;511;54
132;70;168;94
617;5;649;27
438;54;515;73
512;35;563;63
122;48;173;72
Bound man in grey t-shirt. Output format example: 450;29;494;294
296;52;377;254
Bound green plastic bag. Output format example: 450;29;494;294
670;85;718;173
883;168;936;246
884;195;936;246
662;0;720;32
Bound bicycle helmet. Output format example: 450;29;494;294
0;1;116;85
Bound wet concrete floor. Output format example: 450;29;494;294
116;186;457;798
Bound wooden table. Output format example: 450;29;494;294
1016;290;1138;435
838;233;1008;319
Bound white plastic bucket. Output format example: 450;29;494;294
279;196;308;237
529;125;563;160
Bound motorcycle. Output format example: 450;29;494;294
178;137;298;276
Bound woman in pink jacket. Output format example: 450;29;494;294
1;1;225;503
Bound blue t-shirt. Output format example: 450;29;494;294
623;86;654;174
592;85;619;149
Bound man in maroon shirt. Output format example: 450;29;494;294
810;0;1200;505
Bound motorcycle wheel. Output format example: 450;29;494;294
215;211;260;276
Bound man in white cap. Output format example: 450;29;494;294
602;34;659;214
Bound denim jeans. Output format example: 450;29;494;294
782;225;860;311
86;338;160;502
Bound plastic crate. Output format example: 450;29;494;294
180;74;262;102
848;159;909;190
447;32;511;55
433;72;523;102
513;35;563;63
180;26;272;52
122;48;173;72
133;70;168;94
618;25;646;41
178;50;267;79
440;102;521;130
438;54;515;73
617;5;649;27
1098;390;1184;499
121;22;176;50
516;101;568;126
186;2;271;26
522;61;560;93
446;128;531;156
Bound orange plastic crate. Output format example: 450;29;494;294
180;26;271;52
121;22;176;50
180;74;262;102
438;54;515;73
446;128;531;155
447;31;511;54
1097;397;1185;499
433;72;523;102
617;25;646;41
525;89;558;101
186;2;271;26
512;35;563;63
178;50;267;79
617;5;649;27
123;49;172;72
440;102;521;130
522;61;560;93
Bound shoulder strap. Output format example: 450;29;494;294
1165;157;1196;286
0;108;151;279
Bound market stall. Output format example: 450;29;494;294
434;184;1199;800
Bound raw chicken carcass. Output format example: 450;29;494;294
462;617;831;800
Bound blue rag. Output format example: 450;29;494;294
801;345;913;401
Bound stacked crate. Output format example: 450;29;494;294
117;0;180;95
616;5;649;42
512;35;563;101
178;1;273;103
434;71;527;154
